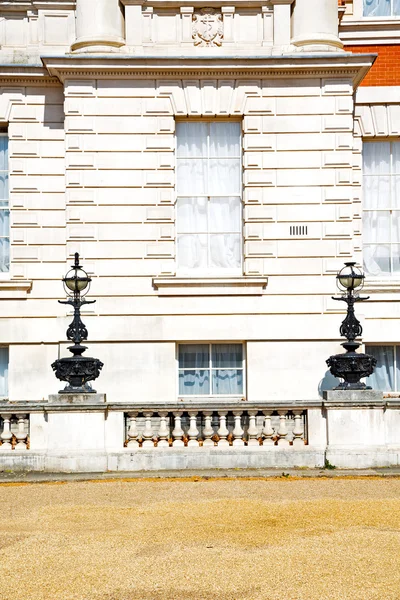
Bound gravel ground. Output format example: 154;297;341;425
0;477;400;600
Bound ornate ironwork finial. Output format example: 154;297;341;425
51;253;103;393
326;262;376;390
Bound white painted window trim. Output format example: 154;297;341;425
176;341;246;399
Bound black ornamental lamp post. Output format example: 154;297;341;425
326;261;376;390
51;253;103;393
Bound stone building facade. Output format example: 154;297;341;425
0;0;399;471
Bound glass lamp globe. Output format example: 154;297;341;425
64;267;91;295
336;262;364;292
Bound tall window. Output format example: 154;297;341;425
364;0;400;16
0;133;9;273
178;343;244;396
366;345;400;391
363;142;400;277
176;122;242;274
0;347;8;397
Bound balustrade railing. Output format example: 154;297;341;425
125;408;307;449
0;413;29;450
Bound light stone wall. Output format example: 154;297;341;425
0;2;396;408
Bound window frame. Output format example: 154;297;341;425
0;131;9;277
175;118;243;277
365;344;400;391
362;139;400;278
362;0;400;17
0;346;9;398
176;342;246;398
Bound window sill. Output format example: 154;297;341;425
0;280;32;299
363;279;400;294
153;276;268;296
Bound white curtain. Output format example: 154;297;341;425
211;344;243;395
0;347;8;396
363;143;392;276
364;0;391;16
179;344;210;395
395;0;400;14
176;122;242;273
366;346;394;391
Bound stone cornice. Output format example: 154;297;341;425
0;65;60;86
121;0;271;5
0;0;75;11
42;53;376;88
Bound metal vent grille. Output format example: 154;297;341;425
290;225;308;236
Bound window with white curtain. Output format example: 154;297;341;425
366;345;400;391
363;141;400;277
178;343;244;396
176;121;242;274
0;133;9;273
0;347;9;397
364;0;400;16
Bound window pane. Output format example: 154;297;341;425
177;198;207;233
212;370;243;395
364;244;391;276
179;344;210;369
392;245;400;274
176;122;207;158
363;142;390;175
179;370;210;395
209;122;241;158
177;234;208;270
0;174;9;201
364;176;390;210
0;210;9;237
0;137;8;171
363;0;391;16
0;347;8;396
396;347;400;390
363;211;390;244
395;0;400;14
177;159;207;195
212;344;243;368
0;239;9;272
210;234;241;269
209;159;241;195
209;197;241;233
366;346;394;391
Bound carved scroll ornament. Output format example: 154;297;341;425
193;8;223;47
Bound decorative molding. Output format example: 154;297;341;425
192;8;223;47
364;279;400;294
41;55;375;88
153;276;268;295
355;104;400;137
0;280;32;299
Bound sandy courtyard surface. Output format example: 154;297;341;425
0;477;399;600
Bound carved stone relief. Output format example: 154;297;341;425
192;8;223;47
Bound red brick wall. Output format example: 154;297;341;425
344;45;400;86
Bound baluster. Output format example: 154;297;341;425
262;411;275;447
292;410;305;447
217;411;229;447
142;412;154;448
15;415;28;451
157;412;169;448
172;411;184;447
202;411;214;447
247;411;259;446
232;411;244;446
127;412;139;448
277;410;290;447
0;414;13;450
187;411;199;447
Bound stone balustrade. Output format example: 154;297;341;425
0;413;29;451
125;406;307;449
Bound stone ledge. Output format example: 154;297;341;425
0;280;32;299
152;276;268;296
323;390;384;407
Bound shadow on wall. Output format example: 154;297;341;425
318;370;340;397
